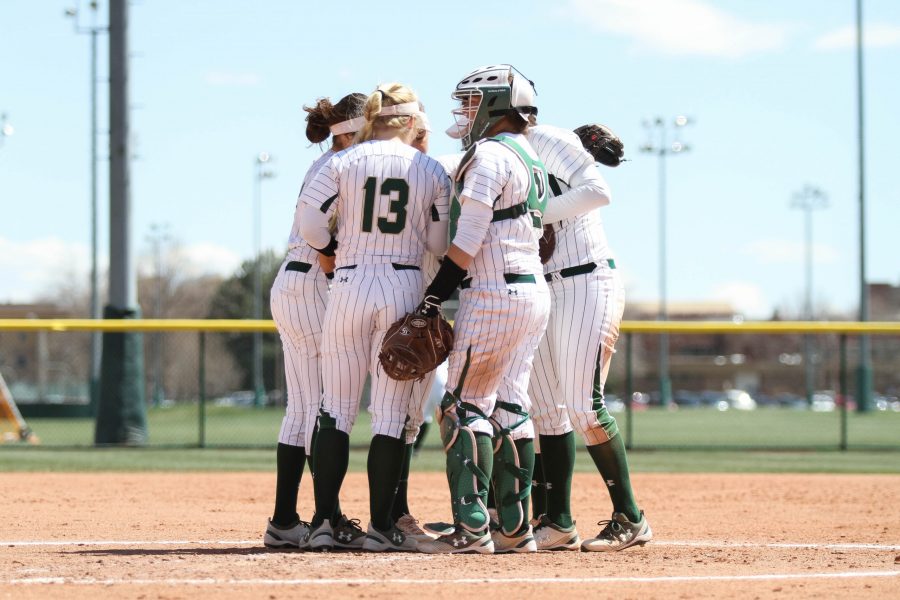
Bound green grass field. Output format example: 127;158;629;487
1;405;898;473
11;404;900;448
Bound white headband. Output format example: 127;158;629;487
376;101;420;117
416;111;431;132
329;116;366;136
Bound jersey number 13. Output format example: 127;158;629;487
361;177;408;234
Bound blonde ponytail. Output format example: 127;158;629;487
354;83;419;143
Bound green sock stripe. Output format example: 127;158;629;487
590;343;619;439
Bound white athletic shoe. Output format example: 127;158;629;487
362;522;418;552
418;526;494;554
491;525;537;553
581;511;652;552
533;516;581;551
263;518;309;550
396;514;430;542
305;519;334;552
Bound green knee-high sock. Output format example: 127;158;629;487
391;443;414;521
475;432;494;517
413;422;430;453
586;433;641;523
272;443;306;527
513;438;534;533
310;424;343;521
368;434;405;531
532;452;547;520
311;428;349;527
539;432;576;528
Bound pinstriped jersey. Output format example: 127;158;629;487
299;139;451;268
526;125;614;273
286;150;334;264
457;133;544;283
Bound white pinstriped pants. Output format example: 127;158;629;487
529;263;625;445
320;263;422;439
270;260;329;449
447;280;550;438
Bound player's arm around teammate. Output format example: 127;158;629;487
265;93;367;551
416;65;551;555
298;83;451;552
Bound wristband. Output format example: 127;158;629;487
424;255;466;303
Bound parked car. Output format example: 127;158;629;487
725;389;757;411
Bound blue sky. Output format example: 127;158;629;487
1;0;898;318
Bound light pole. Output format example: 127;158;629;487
146;223;171;408
65;1;107;411
791;185;828;406
855;0;873;412
253;152;275;408
0;113;13;148
640;116;692;407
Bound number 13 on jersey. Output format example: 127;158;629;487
362;177;408;234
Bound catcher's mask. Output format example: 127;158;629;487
446;64;537;150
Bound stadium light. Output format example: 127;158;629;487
640;115;693;407
791;185;828;407
65;1;108;409
253;153;275;408
0;113;12;147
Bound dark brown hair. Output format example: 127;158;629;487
303;93;366;143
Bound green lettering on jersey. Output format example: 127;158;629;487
491;134;549;224
361;176;409;234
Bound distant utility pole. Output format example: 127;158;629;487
65;0;108;412
0;113;13;148
640;116;692;407
95;0;146;445
146;223;171;409
791;185;828;407
855;0;873;412
252;152;275;408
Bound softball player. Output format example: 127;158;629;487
416;65;550;555
298;83;451;552
527;124;652;551
265;93;369;551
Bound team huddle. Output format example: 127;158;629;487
264;65;652;554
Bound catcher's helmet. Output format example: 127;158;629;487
446;64;537;149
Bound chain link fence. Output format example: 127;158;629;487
1;321;898;449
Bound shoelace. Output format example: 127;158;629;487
595;519;624;537
339;516;364;533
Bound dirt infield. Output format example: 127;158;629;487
1;471;898;599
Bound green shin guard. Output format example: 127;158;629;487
439;394;491;533
492;433;534;535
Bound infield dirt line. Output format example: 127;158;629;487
5;571;900;586
4;539;900;551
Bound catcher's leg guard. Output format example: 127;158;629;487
438;392;491;533
490;401;534;536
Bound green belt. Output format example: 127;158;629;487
286;261;312;273
336;263;419;271
544;259;616;282
460;273;536;289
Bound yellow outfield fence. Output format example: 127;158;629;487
0;319;898;449
0;318;899;334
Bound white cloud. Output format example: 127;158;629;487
137;242;243;280
173;242;243;278
0;237;97;302
203;71;261;86
711;281;768;318
814;23;900;51
562;0;790;58
741;240;839;265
